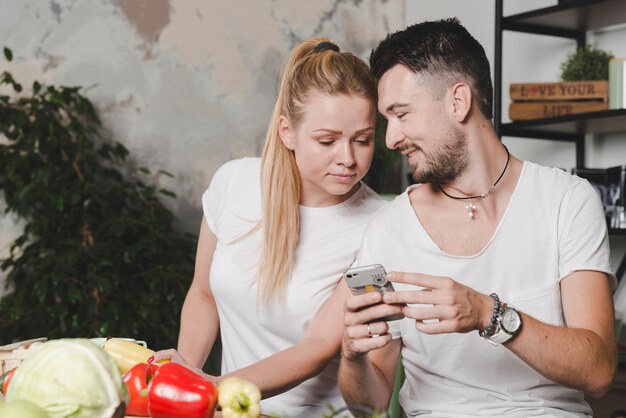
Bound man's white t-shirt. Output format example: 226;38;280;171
203;157;386;417
356;161;615;417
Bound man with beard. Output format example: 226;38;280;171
338;18;617;417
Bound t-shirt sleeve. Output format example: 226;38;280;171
201;159;240;236
558;179;617;289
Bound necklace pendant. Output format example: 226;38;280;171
466;202;476;219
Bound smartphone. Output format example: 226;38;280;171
343;264;404;321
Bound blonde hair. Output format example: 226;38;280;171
257;37;377;305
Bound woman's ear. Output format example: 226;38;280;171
278;115;295;150
451;83;472;123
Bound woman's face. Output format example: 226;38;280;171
280;90;375;207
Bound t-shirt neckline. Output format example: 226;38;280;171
403;161;528;259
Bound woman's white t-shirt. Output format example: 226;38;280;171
202;157;386;417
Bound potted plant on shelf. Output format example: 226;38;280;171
560;44;613;81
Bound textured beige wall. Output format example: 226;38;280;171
0;0;405;290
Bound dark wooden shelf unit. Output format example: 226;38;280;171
494;0;626;284
494;0;626;168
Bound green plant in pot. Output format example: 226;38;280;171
560;44;613;81
0;47;197;350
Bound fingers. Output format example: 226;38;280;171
342;301;395;360
344;300;405;327
344;291;382;313
152;348;188;365
153;350;206;377
342;332;393;360
387;271;451;289
345;322;390;339
383;289;435;305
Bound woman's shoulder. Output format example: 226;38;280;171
214;157;260;180
361;188;412;231
347;183;388;214
207;157;261;192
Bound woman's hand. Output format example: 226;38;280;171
152;348;215;381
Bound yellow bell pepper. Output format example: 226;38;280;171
218;377;261;418
103;338;158;373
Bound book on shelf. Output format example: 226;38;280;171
510;80;608;101
609;58;625;110
509;100;608;121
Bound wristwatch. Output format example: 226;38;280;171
487;304;522;345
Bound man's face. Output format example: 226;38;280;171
282;90;375;207
377;64;468;185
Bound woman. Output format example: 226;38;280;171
154;37;385;417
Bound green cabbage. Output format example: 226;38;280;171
6;338;127;418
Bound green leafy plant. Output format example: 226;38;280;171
0;47;197;350
363;114;403;195
560;44;613;81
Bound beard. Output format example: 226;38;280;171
406;125;469;186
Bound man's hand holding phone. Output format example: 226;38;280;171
341;264;405;359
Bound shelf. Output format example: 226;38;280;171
496;0;626;281
501;109;626;139
503;0;626;33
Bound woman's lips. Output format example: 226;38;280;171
330;173;356;184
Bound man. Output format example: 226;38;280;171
338;18;617;417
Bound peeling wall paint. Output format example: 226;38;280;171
0;0;405;291
118;0;170;44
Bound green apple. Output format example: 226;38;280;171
0;398;49;417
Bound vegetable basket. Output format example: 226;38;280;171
0;337;47;374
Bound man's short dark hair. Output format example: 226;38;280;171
370;18;493;119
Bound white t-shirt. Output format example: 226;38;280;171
356;161;615;418
203;157;386;417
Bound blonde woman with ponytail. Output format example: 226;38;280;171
154;38;386;417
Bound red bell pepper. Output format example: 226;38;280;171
148;362;218;418
123;362;159;416
1;367;16;395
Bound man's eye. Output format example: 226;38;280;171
396;113;407;120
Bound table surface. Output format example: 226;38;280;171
125;414;225;418
125;413;270;418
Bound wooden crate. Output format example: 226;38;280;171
0;337;47;374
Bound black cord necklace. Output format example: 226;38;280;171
438;144;510;219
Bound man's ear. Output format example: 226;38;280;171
451;83;472;123
278;115;295;150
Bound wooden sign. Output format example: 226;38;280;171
509;100;608;121
510;80;608;101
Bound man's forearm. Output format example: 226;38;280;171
506;313;616;397
338;355;394;414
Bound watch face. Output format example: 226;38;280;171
502;308;521;333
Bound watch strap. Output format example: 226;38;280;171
487;324;514;345
486;304;520;346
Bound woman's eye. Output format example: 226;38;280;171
319;139;334;146
356;137;373;145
